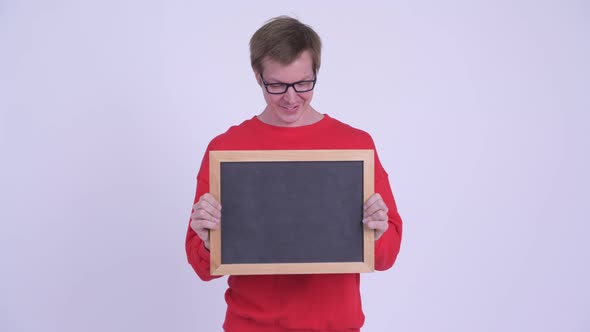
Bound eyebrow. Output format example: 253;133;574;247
263;75;315;84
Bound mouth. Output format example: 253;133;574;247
281;105;299;113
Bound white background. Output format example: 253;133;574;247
1;1;589;331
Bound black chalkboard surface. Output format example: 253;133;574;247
209;150;374;275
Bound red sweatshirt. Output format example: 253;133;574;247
185;115;403;331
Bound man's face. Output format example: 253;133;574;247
256;50;315;127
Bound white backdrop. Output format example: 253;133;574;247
1;1;589;331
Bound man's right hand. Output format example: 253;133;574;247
190;193;221;250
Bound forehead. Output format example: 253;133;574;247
261;51;314;81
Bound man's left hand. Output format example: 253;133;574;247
363;193;389;241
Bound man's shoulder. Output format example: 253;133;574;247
325;115;375;144
207;117;258;150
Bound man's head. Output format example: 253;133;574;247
250;16;322;76
250;16;323;127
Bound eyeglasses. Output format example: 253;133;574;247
260;73;317;95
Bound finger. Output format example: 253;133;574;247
196;229;209;242
194;199;222;219
363;193;383;210
364;199;389;218
191;208;219;223
191;219;219;233
363;210;388;225
364;220;389;232
190;220;209;241
200;193;222;211
365;210;388;223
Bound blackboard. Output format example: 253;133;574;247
209;150;374;275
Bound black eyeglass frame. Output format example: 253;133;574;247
260;73;317;95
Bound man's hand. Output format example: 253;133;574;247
362;193;389;241
190;193;222;250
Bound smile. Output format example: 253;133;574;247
282;105;299;111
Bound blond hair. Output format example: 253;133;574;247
250;16;322;75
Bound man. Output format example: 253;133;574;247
186;16;403;332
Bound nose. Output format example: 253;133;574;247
283;86;298;102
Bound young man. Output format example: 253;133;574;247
185;16;403;332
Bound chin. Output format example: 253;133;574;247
273;105;304;124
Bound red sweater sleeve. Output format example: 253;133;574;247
373;151;403;271
185;150;223;282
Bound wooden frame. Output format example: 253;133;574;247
209;149;374;275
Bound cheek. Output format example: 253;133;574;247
263;93;278;104
300;92;313;103
269;95;284;105
265;92;312;106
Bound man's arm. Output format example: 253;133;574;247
185;177;223;281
